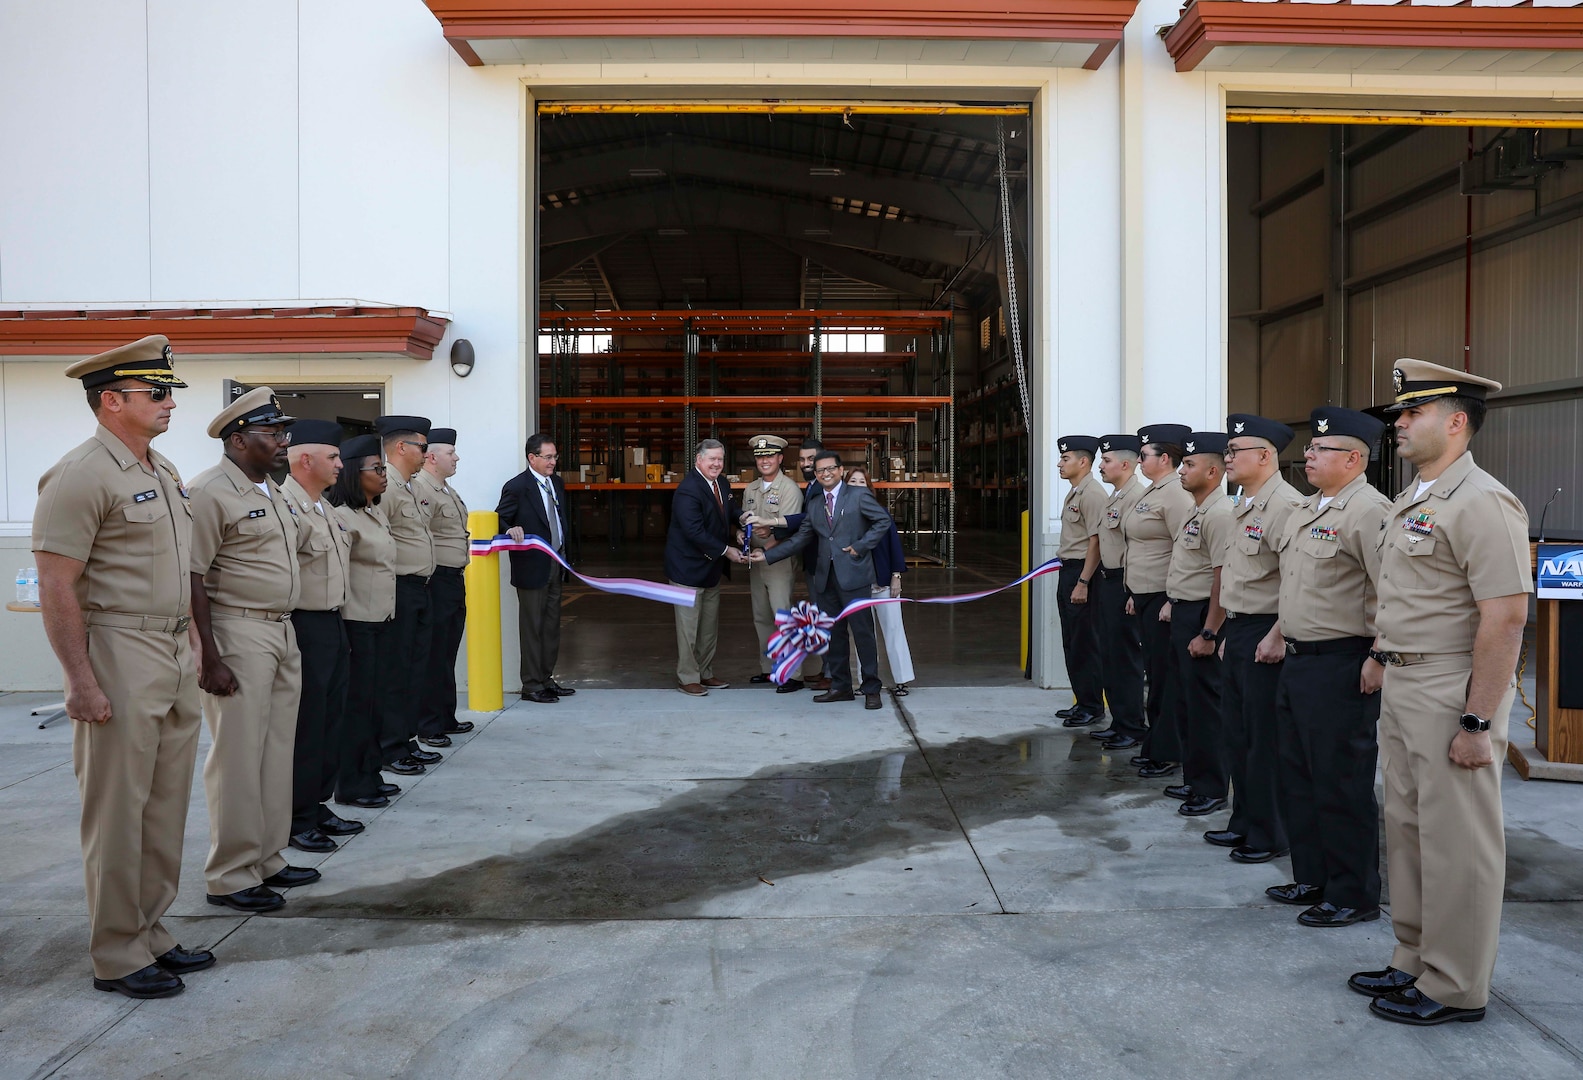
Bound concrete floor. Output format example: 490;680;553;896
2;679;1580;1079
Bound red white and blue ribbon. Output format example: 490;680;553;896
766;557;1062;683
468;534;696;608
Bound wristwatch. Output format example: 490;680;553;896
1367;648;1392;666
1198;628;1218;642
1459;712;1491;733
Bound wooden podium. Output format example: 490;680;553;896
1509;544;1583;781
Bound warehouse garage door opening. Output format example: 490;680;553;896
532;101;1034;688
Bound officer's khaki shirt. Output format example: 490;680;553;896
1058;472;1107;560
33;426;192;617
383;464;436;578
334;502;397;623
1219;471;1303;616
1273;473;1391;642
1166;496;1233;602
1374;451;1532;654
1121;473;1196;595
281;476;350;611
413;468;469;569
189;457;301;613
741;471;804;547
1099;473;1147;570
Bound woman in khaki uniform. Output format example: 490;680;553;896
327;434;402;809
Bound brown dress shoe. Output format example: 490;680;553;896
700;676;730;688
678;683;708;697
807;677;832;691
812;689;855;703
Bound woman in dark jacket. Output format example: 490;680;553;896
846;467;915;694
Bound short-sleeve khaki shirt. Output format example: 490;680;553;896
741;471;805;545
1219;471;1304;616
334;502;397;623
1166;496;1233;602
413;468;470;569
1099;473;1147;570
1122;473;1196;595
383;464;437;578
1374;451;1532;654
1058;472;1107;561
1273;473;1391;642
281;476;350;612
189;456;301;613
32;426;193;617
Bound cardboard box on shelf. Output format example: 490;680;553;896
739;469;755;483
889;457;906;471
586;465;608;484
889;470;905;483
645;464;665;483
623;447;647;468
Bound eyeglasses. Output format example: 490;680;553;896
247;428;292;444
117;387;173;402
1303;443;1354;456
1222;443;1265;459
400;440;428;453
530;452;559;461
815;465;842;475
360;464;387;475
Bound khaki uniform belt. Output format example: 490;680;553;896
86;611;191;634
209;602;291;622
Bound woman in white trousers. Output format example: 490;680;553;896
845;468;915;694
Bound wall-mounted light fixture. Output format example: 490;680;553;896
450;338;475;378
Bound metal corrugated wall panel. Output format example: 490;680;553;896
1260;307;1327;422
1260;188;1328;308
1485;399;1582;535
1347;290;1378;406
1364;261;1464;367
1506;218;1583;386
1348;127;1462;208
1260;124;1327;201
1351;186;1465;277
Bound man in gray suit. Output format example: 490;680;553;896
757;450;891;710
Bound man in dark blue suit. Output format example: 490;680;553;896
665;439;747;696
759;449;891;709
775;436;829;689
496;433;574;704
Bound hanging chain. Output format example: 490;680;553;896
996;117;1031;422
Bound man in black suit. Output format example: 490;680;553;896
665;439;748;697
758;449;891;710
496;433;574;704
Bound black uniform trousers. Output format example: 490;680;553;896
288;609;349;834
816;581;881;696
382;574;432;764
1169;598;1227;800
1276;641;1381;909
1056;559;1104;714
419;565;466;737
1092;570;1145;738
1135;592;1180;762
339;619;394;801
1220;614;1288;853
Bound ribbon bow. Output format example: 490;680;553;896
766;601;836;684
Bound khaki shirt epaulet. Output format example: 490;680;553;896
382;465;437;578
1166;494;1234;602
1375;451;1532;654
414;468;470;569
334;502;398;623
1218;472;1304;616
1058;472;1107;560
189;456;301;612
1122;472;1196;595
32;425;192;617
281;476;350;612
741;471;805;542
1099;473;1147;570
1273;473;1391;641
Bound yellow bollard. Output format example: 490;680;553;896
465;510;504;712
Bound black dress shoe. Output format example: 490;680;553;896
443;720;475;734
207;885;285;913
1061;711;1100;728
410;748;442;765
548;682;576;696
289;828;337;853
318;813;364;836
155;945;216;975
775;679;805;694
865;693;882;710
1055;705;1082;719
1101;735;1142;750
339;794;389;809
1299;902;1380;928
750;674;773;684
1178;795;1227;816
1163;783;1195;800
418;734;452;748
94;964;183;999
1369;986;1485;1026
385;757;425;775
1088;727;1119;740
1348;966;1417;998
524;690;559;704
1204;829;1246;848
377;782;400;796
262;865;322;888
813;689;855;703
1130;755;1155;768
1138;761;1179;778
1266;883;1324;906
1229;845;1288;864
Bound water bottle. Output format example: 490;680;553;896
14;568;26;605
26;567;38;605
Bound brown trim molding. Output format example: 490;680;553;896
1165;1;1583;73
423;1;1139;69
0;306;450;360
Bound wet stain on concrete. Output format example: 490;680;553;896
1505;826;1583;902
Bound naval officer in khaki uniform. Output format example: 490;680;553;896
1054;436;1107;727
1213;414;1302;864
739;434;808;692
280;419;361;855
1349;359;1531;1026
190;388;313;913
374;415;439;775
34;336;213;999
1265;407;1392;928
413;427;475;745
1089;434;1148;750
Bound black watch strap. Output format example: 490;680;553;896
1368;648;1392;666
1459;712;1490;733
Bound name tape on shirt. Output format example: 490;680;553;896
132;490;159;503
247;508;268;519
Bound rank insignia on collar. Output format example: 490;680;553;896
1310;525;1339;542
